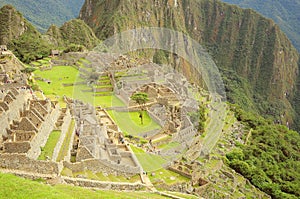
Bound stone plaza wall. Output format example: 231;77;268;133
64;158;140;176
27;104;60;159
0;153;59;175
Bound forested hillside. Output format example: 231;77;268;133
221;0;300;52
0;0;85;32
0;5;99;63
79;0;300;130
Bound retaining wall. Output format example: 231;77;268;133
27;104;60;159
52;109;71;161
0;153;59;175
62;176;144;191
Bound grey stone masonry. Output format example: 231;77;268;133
52;108;72;161
0;89;30;136
27;101;60;159
0;153;59;175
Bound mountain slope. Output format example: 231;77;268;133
79;0;300;128
0;0;85;32
45;19;100;49
221;0;300;52
0;5;52;63
0;5;99;63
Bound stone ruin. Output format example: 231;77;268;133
0;86;64;175
1;94;60;159
68;101;142;175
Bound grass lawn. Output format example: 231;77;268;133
56;120;75;162
165;191;198;199
130;145;166;172
38;131;61;160
34;66;124;108
107;110;161;135
0;173;166;199
157;141;180;150
148;168;190;185
62;168;141;183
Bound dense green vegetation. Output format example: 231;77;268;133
0;5;99;64
226;105;300;199
46;19;100;49
0;173;166;199
0;0;84;33
8;30;52;63
222;0;300;51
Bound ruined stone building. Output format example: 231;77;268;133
2;97;60;159
69;102;141;175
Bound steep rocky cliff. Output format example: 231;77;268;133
221;0;300;52
79;0;300;128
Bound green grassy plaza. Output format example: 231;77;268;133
33;66;124;108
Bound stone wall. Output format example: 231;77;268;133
27;104;60;159
0;90;30;136
4;141;31;153
168;166;192;179
64;119;76;162
0;153;59;175
52;109;71;161
173;126;196;146
62;176;144;191
64;158;140;176
147;109;165;126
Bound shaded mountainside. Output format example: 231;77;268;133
0;5;99;63
0;0;85;32
79;0;300;129
221;0;300;52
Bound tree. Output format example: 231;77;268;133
130;92;149;125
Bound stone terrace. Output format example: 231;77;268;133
2;98;60;159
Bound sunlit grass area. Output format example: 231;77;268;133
56;120;75;162
33;66;124;108
130;145;166;172
107;110;161;135
61;168;141;183
38;131;61;160
148;168;190;185
0;173;166;199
